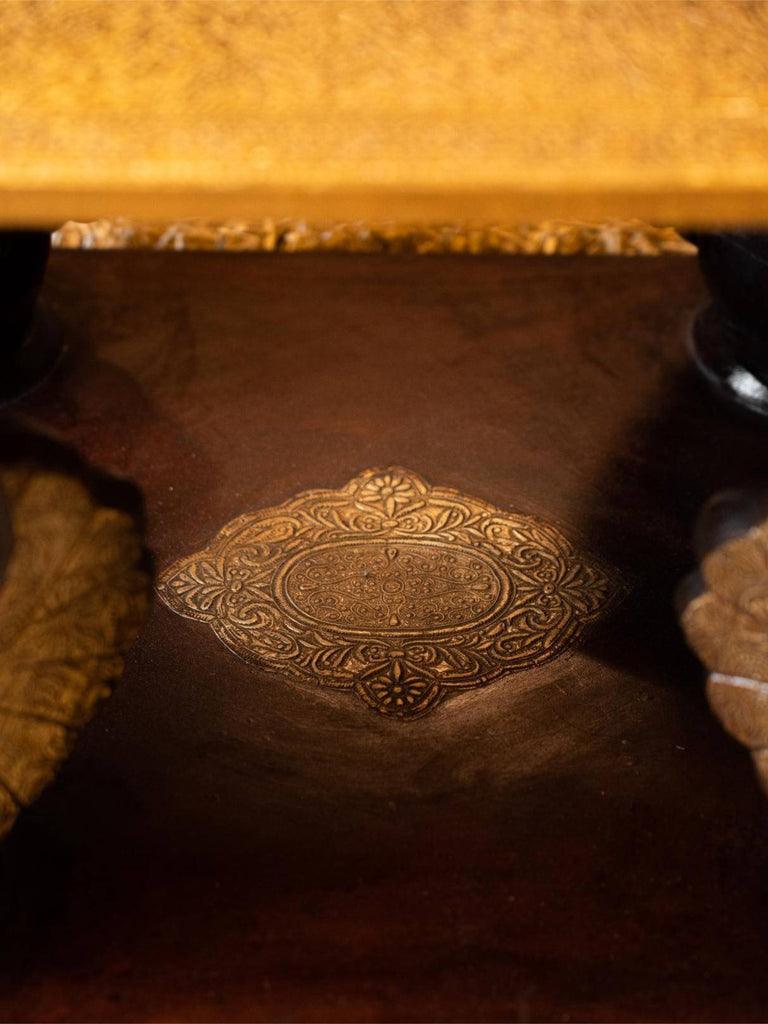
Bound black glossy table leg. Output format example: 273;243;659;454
0;230;60;403
688;232;768;418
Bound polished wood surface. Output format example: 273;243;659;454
3;253;768;1021
3;1;768;226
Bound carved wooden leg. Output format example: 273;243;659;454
688;232;768;417
679;488;768;794
0;419;152;838
0;232;151;836
0;230;60;403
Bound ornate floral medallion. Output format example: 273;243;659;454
158;469;615;718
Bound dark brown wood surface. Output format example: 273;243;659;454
3;253;768;1022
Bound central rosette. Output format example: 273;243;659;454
274;539;509;635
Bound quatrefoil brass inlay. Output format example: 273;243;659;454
157;468;615;718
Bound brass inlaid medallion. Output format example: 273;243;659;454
158;469;614;718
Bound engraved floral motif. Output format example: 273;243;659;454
157;468;616;718
357;471;421;521
279;541;506;632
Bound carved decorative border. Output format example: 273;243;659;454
52;219;694;256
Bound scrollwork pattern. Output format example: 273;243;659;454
158;468;616;718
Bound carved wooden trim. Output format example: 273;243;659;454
52;219;694;256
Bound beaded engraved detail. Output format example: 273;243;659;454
157;468;615;718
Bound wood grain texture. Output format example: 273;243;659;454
3;254;768;1021
2;1;768;225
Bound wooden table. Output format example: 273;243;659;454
1;251;767;1022
3;4;768;1020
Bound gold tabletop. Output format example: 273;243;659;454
2;0;768;226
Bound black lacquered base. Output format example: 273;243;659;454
689;302;768;420
0;302;61;405
687;232;768;421
0;230;60;404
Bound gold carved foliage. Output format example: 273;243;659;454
159;468;615;718
0;463;151;839
680;495;768;795
52;219;694;257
